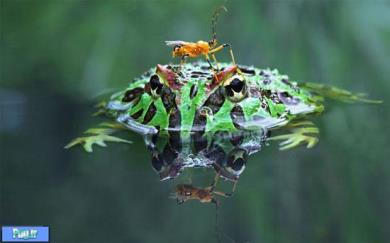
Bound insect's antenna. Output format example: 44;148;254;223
210;5;228;47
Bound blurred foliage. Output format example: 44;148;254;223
1;0;390;243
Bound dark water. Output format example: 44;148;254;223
1;1;390;242
1;93;389;243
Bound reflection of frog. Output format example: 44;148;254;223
147;130;266;204
65;61;380;205
66;62;378;152
148;130;265;184
146;126;322;204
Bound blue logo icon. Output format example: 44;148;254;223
2;226;49;242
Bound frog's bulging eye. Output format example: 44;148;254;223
224;75;247;102
149;74;163;98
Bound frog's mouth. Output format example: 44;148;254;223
117;113;158;135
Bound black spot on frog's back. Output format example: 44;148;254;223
161;87;176;111
122;87;144;102
238;66;256;75
230;105;245;129
201;64;211;70
281;78;299;92
192;108;208;133
204;87;225;114
191;71;209;76
277;91;300;105
259;70;272;84
131;109;144;120
189;84;198;99
169;107;181;129
143;103;157;124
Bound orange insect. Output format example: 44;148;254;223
166;6;236;69
172;184;231;205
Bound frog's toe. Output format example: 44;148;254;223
65;123;132;152
269;125;319;150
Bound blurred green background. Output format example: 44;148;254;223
1;0;389;242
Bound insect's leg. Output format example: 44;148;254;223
229;180;238;196
211;180;236;198
211;54;220;71
207;173;220;192
228;45;236;65
212;190;232;198
180;54;189;70
205;54;219;81
205;54;215;70
209;43;236;65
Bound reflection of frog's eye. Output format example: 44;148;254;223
224;75;247;102
149;74;163;98
227;148;247;172
151;154;164;172
230;157;245;171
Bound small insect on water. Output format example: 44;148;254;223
166;6;236;70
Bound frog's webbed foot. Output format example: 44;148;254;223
268;121;319;150
92;101;108;116
299;82;382;104
65;122;132;152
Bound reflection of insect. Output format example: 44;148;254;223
166;6;236;69
172;184;231;205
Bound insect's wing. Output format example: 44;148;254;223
165;40;187;47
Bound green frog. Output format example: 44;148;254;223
65;4;381;205
66;61;379;152
65;62;380;204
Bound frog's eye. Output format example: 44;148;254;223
149;74;164;98
223;75;247;102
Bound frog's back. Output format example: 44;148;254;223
105;62;320;134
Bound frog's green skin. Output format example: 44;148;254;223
66;61;379;153
105;62;323;139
